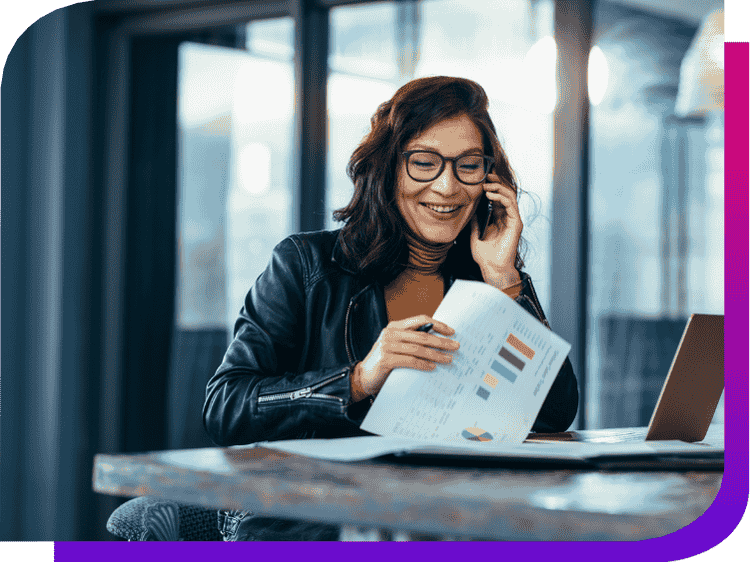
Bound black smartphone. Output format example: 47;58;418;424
476;192;493;240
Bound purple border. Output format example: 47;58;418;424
54;43;749;562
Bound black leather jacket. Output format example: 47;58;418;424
203;229;578;446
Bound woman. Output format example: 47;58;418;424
203;76;578;539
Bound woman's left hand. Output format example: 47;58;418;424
469;173;523;290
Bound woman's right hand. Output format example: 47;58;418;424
351;315;460;401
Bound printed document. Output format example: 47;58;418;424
260;434;722;463
360;280;571;445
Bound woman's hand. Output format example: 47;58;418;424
469;172;523;289
351;315;459;401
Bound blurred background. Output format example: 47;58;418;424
1;0;725;540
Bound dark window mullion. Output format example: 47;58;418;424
292;0;330;232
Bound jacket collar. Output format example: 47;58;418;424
331;230;357;275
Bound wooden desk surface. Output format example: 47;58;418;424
93;427;723;541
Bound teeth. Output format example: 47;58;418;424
424;203;460;213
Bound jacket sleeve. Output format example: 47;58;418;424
202;236;361;446
514;273;579;432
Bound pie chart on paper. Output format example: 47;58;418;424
462;427;493;442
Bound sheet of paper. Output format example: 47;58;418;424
411;440;723;459
258;436;567;462
257;435;722;463
256;435;424;462
360;280;572;445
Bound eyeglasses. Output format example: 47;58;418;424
402;150;495;185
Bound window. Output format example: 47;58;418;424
176;18;295;335
586;3;724;428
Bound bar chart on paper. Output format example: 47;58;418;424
361;280;571;444
476;329;541;402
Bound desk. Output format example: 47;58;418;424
92;426;722;541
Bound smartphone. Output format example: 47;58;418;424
476;192;493;240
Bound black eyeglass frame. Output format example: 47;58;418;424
401;150;495;185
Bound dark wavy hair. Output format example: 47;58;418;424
333;76;525;278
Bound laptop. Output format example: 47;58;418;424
528;313;725;444
644;313;724;442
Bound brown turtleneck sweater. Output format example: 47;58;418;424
350;231;523;401
383;231;452;322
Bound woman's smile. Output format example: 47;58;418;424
419;202;464;217
410;198;476;239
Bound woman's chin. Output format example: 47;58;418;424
415;226;462;245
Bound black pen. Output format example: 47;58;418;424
415;322;433;333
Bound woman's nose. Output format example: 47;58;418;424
430;165;461;195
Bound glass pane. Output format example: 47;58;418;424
326;0;556;314
587;3;724;428
326;3;400;230
246;18;294;60
176;19;294;336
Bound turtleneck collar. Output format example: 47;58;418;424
402;229;453;275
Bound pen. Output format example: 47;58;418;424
415;323;433;333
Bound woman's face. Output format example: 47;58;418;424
395;114;485;245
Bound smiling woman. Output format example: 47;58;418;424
203;76;579;540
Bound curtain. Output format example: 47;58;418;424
0;6;181;540
0;6;104;540
121;36;180;455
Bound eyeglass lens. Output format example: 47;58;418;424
407;152;489;184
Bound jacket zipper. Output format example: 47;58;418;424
259;284;369;406
257;371;347;405
344;298;355;364
344;283;374;365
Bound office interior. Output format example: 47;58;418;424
1;0;725;541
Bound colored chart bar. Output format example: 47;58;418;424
499;346;525;370
491;360;517;383
483;373;499;388
476;387;490;400
507;333;535;360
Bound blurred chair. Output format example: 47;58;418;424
108;330;232;540
106;496;221;541
167;328;229;450
598;315;687;428
107;496;340;541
